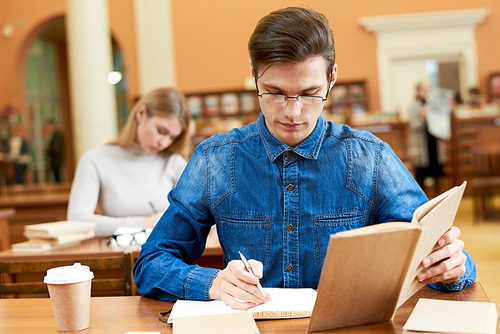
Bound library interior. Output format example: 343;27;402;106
0;1;499;333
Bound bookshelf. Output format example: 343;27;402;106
186;81;369;142
323;81;368;123
450;110;500;185
185;90;260;144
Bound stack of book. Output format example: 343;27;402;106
12;221;97;252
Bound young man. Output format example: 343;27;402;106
133;7;475;310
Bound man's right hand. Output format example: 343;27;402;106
209;258;272;310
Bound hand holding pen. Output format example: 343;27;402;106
239;251;266;298
208;252;272;310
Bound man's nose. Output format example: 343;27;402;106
282;98;301;118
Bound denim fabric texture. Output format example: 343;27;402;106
133;113;476;301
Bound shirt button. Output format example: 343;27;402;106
287;184;295;191
286;151;293;158
286;224;294;231
286;264;294;272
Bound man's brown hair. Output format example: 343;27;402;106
248;7;335;80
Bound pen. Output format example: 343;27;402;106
238;251;266;298
149;201;158;213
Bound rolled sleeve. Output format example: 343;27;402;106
428;250;476;292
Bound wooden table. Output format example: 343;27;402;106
0;283;497;333
0;232;223;266
0;234;222;262
0;235;224;297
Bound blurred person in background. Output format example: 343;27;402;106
409;81;445;195
8;126;31;184
67;87;191;237
43;119;64;182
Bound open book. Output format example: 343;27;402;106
168;288;317;323
307;182;467;332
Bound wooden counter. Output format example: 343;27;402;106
0;282;496;333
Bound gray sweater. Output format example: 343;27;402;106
67;143;187;237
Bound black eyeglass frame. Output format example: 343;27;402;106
106;229;147;247
255;71;332;105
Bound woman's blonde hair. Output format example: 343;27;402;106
109;87;191;159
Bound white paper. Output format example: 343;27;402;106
168;288;317;323
403;298;498;334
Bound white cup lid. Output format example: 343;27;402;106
44;263;94;284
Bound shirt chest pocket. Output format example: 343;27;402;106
216;214;272;266
313;211;367;265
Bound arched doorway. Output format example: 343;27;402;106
25;17;70;184
21;16;128;184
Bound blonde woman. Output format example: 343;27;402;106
67;87;191;237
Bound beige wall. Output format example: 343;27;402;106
0;0;140;116
1;0;499;118
0;0;65;117
171;0;500;111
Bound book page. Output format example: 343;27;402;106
403;298;497;334
411;182;464;224
168;288;317;323
397;182;467;308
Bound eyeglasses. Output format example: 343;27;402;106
107;230;148;248
257;92;328;106
256;81;330;108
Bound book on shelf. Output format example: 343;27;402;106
23;221;97;238
307;181;467;332
167;288;317;323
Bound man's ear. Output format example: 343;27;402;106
329;64;338;91
250;65;257;86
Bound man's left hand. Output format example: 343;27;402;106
417;226;467;284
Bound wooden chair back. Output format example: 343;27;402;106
0;252;134;297
0;208;16;251
472;144;496;175
470;139;500;222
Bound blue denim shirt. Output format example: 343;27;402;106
134;114;476;301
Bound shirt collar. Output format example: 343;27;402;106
257;113;326;162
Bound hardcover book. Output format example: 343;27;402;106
307;182;467;332
23;221;97;238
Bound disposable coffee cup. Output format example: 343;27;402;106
44;263;94;331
